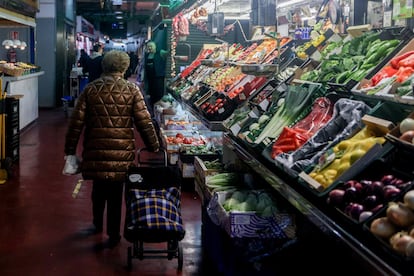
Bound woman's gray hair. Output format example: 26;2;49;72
102;50;130;73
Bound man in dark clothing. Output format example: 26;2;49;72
78;49;90;72
84;44;104;82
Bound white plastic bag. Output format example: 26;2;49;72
62;155;81;175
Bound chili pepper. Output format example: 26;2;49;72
395;66;414;83
390;50;414;69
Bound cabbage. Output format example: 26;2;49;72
222;197;240;211
244;193;258;211
238;202;249;211
261;205;278;217
256;193;274;212
231;191;247;202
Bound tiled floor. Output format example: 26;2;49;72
0;105;384;276
0;107;210;276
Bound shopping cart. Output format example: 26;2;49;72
124;148;185;271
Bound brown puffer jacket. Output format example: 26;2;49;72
64;74;160;182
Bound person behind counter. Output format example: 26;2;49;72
141;41;168;111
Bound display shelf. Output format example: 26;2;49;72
179;99;225;131
222;133;402;275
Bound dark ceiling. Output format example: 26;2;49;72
76;0;169;24
75;0;262;39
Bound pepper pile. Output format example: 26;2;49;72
271;97;334;159
368;50;414;87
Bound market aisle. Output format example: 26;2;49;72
0;107;211;276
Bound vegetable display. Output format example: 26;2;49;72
368;191;414;258
300;31;400;84
245;84;326;145
270;97;334;158
307;126;386;190
326;174;411;223
222;190;278;217
205;172;241;193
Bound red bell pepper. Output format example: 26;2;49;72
390;50;414;69
370;65;398;86
398;53;414;69
395;66;414;83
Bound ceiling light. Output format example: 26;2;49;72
2;39;13;49
12;40;21;48
20;41;27;50
116;16;123;19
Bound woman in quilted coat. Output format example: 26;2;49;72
64;50;160;248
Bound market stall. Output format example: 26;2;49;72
165;20;414;274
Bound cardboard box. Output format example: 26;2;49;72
347;24;372;38
207;191;296;239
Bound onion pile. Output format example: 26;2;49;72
326;174;409;222
369;188;414;257
398;118;414;144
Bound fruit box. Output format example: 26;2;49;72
298;115;395;197
207;191;296;239
385;112;414;152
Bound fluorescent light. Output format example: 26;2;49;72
278;0;306;8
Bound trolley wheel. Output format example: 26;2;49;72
177;242;183;271
167;240;177;260
127;246;133;270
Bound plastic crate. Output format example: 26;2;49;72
324;146;414;226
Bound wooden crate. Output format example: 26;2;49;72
194;156;223;185
194;156;224;205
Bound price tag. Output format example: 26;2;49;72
238;92;246;101
230;123;241;136
248;108;259;119
259;98;269;111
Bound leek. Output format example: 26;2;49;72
249;84;325;144
205;172;240;189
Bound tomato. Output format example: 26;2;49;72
183;137;193;144
176;133;184;139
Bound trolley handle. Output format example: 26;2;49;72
137;147;168;167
